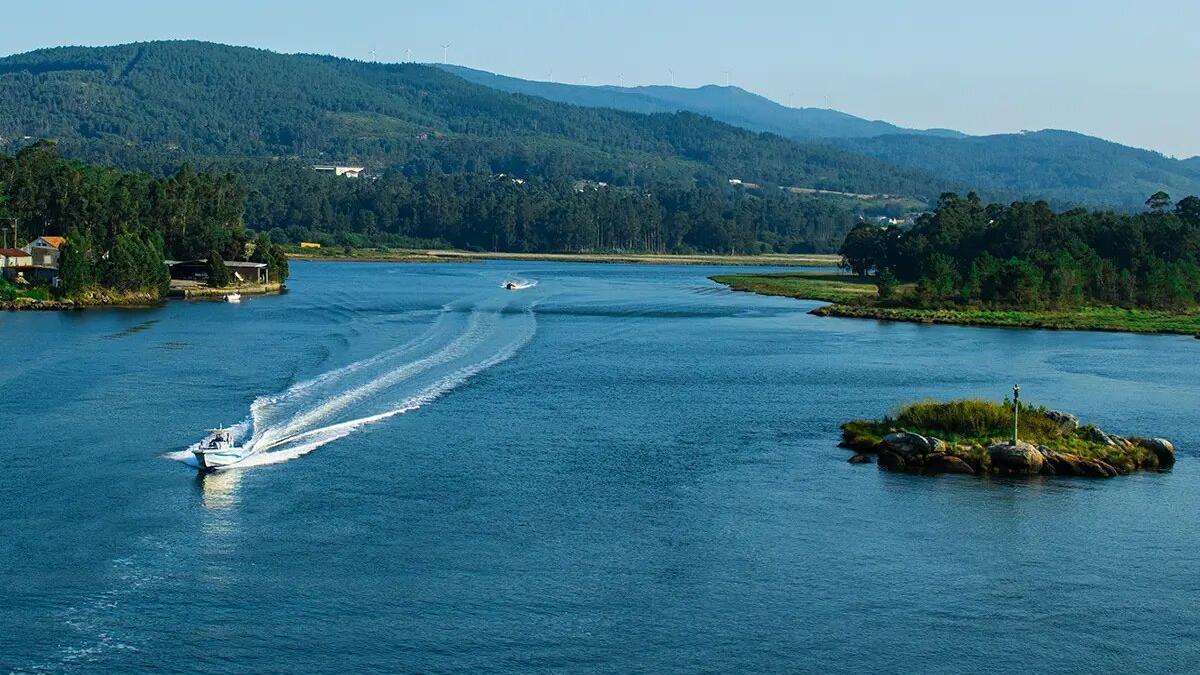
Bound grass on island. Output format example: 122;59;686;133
710;272;891;303
842;399;1166;475
286;245;842;267
713;271;1200;335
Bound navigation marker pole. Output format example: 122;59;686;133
1012;384;1021;445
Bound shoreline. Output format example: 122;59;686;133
713;271;1200;336
2;283;285;311
288;248;841;267
168;282;285;299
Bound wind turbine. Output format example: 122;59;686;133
723;70;730;87
405;48;414;62
667;68;675;86
441;44;450;64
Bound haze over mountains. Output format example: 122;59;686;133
0;40;1197;211
440;65;967;140
444;65;1200;209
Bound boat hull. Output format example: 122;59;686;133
193;448;247;472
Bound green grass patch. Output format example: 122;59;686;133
712;271;1200;335
711;272;889;304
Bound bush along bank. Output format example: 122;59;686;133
840;399;1175;479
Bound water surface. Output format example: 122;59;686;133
2;261;1197;673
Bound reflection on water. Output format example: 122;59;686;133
196;469;242;511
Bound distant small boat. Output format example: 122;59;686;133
224;293;242;303
193;427;249;472
504;282;518;290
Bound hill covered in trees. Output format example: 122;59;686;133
0;142;286;303
439;66;1200;210
839;191;1200;310
235;161;861;254
834;131;1200;210
0;41;941;198
440;65;964;140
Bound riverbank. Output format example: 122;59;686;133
841;399;1175;478
712;271;1200;335
1;289;162;311
287;246;841;267
168;281;284;299
2;282;284;310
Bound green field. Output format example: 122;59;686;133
713;272;1200;335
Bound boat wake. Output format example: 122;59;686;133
166;297;536;471
502;278;538;290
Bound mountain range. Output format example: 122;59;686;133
444;65;1200;209
0;41;1196;211
0;41;938;198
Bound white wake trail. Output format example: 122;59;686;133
233;309;535;468
167;300;535;471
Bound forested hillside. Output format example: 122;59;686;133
0;142;286;300
439;66;1200;210
234;161;861;254
834;131;1200;210
0;41;941;198
440;65;964;140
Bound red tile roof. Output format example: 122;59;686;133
0;248;31;257
34;236;66;249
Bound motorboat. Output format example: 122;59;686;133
193;427;249;472
504;281;518;290
225;293;242;303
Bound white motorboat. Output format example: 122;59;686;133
224;293;242;303
193;427;249;471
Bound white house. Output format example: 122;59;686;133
23;236;66;268
312;165;366;178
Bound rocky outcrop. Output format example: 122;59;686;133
987;441;1045;476
1045;410;1079;433
1085;426;1134;450
877;452;907;472
843;403;1177;481
881;432;934;459
1036;446;1119;478
928;454;975;475
1129;437;1176;469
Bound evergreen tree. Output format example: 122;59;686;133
207;250;231;288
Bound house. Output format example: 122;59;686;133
0;247;32;268
225;261;269;284
23;236;66;269
167;259;270;285
0;248;33;280
312;165;366;178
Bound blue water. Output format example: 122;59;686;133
2;261;1198;673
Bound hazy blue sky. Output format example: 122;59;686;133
4;0;1197;157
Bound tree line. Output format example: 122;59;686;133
839;191;1200;310
235;161;863;254
0;142;288;298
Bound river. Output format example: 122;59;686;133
1;260;1197;673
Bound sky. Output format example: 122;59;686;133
3;0;1198;157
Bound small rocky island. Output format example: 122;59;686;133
841;399;1175;479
